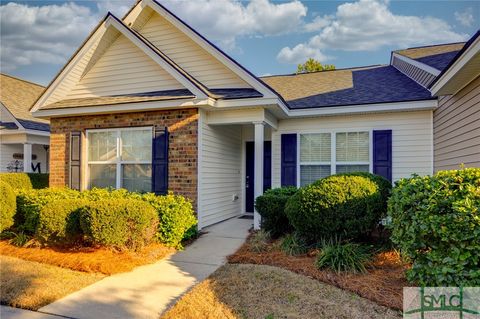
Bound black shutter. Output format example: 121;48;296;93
152;127;169;194
281;134;297;187
69;132;81;190
373;130;392;182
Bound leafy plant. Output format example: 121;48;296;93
26;173;49;189
280;233;308;256
297;58;335;73
0;173;33;190
316;240;372;273
9;232;32;247
249;230;270;253
388;168;480;286
0;180;16;232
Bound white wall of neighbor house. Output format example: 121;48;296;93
0;143;48;173
271;110;434;187
198;110;243;228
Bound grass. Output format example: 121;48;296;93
0;255;105;310
162;263;401;319
0;240;175;275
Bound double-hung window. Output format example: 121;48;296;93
87;127;152;192
299;131;370;186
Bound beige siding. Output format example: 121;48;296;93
271;110;433;187
137;14;250;89
66;34;184;99
198;110;243;228
434;76;480;171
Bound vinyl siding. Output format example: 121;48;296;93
66;34;183;99
434;75;480;171
271;110;433;187
137;14;250;89
198;110;242;228
0;143;48;173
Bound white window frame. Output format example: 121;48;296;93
86;126;153;190
297;129;373;187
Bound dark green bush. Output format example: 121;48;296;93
36;199;89;244
285;175;382;242
27;173;49;189
0;181;16;232
316;240;372;273
0;173;33;190
142;192;197;248
255;186;297;238
280;232;308;256
80;199;158;250
388;168;480;286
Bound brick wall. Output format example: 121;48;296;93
49;108;198;205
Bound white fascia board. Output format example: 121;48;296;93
32;98;211;119
392;52;441;76
143;0;278;99
0;129;49;137
430;37;480;96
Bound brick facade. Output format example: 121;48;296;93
49;108;198;205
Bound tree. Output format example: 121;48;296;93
296;58;335;74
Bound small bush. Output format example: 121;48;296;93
36;199;89;244
27;173;49;189
0;173;33;190
285;175;382;242
249;230;270;253
388;168;480;286
255;186;297;238
316;240;372;273
280;233;308;256
0;181;16;232
80;199;159;250
142;192;196;248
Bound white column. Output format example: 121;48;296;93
253;122;264;230
23;143;32;173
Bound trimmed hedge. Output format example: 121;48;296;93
143;192;196;248
27;173;49;189
0;181;16;232
36;199;88;244
388;168;480;286
285;175;382;242
0;173;33;190
255;186;297;238
80;199;159;250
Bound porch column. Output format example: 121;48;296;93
23;143;32;173
253;122;264;230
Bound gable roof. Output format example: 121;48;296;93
261;65;434;109
395;42;465;60
0;74;49;131
415;51;461;72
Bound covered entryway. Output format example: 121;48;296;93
245;141;271;213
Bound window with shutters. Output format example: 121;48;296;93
86;127;152;192
299;131;370;186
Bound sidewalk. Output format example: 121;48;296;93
2;217;251;319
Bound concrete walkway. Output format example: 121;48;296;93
4;217;251;319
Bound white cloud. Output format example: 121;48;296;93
277;43;330;64
278;0;468;64
455;8;475;27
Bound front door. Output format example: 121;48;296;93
245;141;271;213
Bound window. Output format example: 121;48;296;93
299;131;370;186
87;127;152;192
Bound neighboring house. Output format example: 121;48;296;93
0;74;50;173
29;0;479;229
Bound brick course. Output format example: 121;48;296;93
49;108;198;205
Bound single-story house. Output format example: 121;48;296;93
0;74;50;173
29;0;479;229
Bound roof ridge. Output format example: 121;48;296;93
259;64;386;78
1;73;45;88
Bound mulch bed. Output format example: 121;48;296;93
227;234;409;310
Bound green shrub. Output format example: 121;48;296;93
142;192;196;248
388;168;480;286
80;199;158;250
0;181;16;232
36;199;89;244
285;175;382;242
27;173;49;189
316;240;371;273
249;230;270;253
280;232;308;256
255;186;297;238
0;173;33;190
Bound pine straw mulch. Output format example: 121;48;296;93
0;240;175;275
227;235;409;311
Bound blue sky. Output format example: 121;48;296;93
1;0;478;85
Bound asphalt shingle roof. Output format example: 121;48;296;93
395;43;465;59
261;65;434;109
415;51;461;71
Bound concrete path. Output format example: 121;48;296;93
0;306;66;319
34;217;252;319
